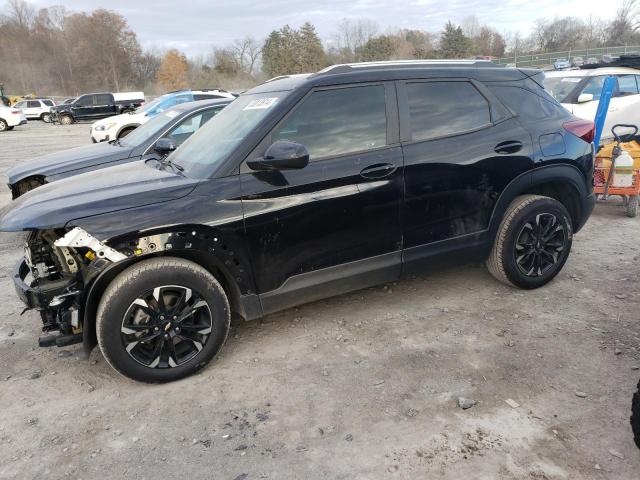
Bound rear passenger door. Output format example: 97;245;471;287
240;83;403;313
94;93;114;118
398;79;533;264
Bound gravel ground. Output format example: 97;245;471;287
0;122;639;479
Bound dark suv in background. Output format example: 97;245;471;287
1;61;595;382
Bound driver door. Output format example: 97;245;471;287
240;83;404;313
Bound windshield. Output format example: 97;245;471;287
136;92;194;116
170;92;286;178
542;76;582;102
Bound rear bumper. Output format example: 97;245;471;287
576;192;596;233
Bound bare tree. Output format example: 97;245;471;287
332;18;379;62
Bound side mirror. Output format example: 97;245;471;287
247;140;309;171
577;93;594;103
155;138;177;154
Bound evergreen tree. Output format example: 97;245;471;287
439;21;472;58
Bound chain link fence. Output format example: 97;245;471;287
495;46;640;68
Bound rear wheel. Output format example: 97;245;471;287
96;258;230;383
487;195;573;289
59;114;74;125
0;119;7;131
41;112;52;123
632;379;640;449
626;195;638;218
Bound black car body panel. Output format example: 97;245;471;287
0;62;596;355
7;142;133;186
1;161;199;231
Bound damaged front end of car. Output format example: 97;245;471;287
15;227;125;348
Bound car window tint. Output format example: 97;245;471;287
95;94;111;105
27;101;39;108
272;85;387;159
580;76;605;100
407;82;490;141
488;86;569;121
14;101;25;108
75;95;93;106
617;75;639;96
42;99;54;106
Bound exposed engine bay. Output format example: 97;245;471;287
17;227;117;347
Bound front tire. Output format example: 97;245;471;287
487;195;573;289
41;112;52;123
96;258;230;383
117;127;136;139
59;114;74;125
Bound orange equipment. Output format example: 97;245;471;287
594;124;640;218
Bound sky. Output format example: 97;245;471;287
29;0;609;56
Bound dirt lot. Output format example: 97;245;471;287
0;122;638;479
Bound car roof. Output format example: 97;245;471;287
544;67;640;77
247;61;540;94
169;98;233;114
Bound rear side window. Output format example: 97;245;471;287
27;101;40;108
272;85;387;159
406;82;490;141
616;75;639;96
488;86;569;121
95;94;112;105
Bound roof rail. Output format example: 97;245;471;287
316;59;499;75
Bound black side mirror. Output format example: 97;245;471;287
247;141;309;171
155;138;177;155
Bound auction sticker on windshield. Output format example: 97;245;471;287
244;98;279;110
561;78;582;83
165;110;179;118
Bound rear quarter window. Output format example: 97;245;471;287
488;85;570;122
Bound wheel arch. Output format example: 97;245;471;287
81;226;256;353
489;164;589;239
116;124;140;138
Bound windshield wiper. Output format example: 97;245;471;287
158;157;185;175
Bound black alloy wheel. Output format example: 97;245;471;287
514;213;567;277
121;285;213;369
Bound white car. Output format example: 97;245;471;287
0;105;27;132
543;67;640;142
12;98;55;122
90;89;236;142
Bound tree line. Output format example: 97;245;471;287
1;0;639;96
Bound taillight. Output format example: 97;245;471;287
11;110;20;114
563;119;595;143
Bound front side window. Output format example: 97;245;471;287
616;75;639;96
407;81;490;141
74;95;93;107
42;99;54;106
272;85;387;160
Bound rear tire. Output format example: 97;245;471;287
626;195;638;218
487;195;573;289
59;114;74;125
96;258;230;383
632;379;640;449
0;119;7;131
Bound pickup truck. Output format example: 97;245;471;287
50;92;144;124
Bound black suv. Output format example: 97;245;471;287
1;61;595;382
